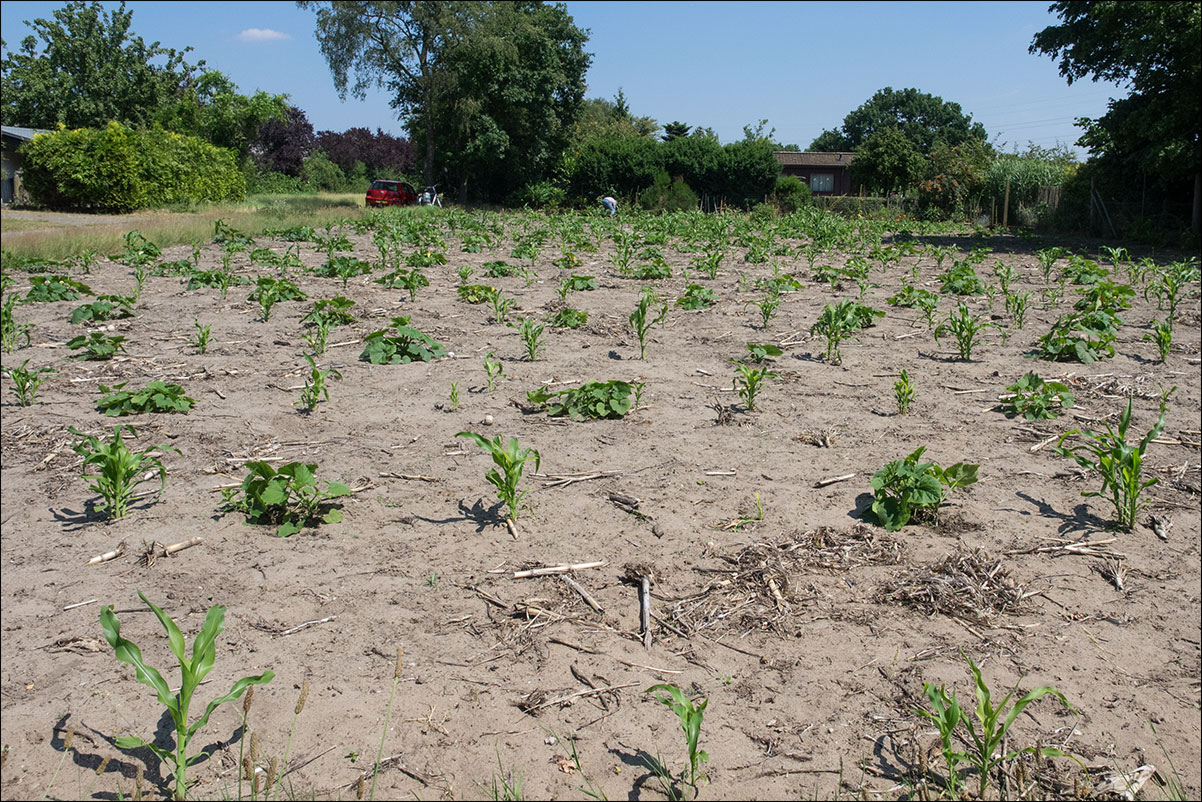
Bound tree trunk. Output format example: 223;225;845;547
424;112;435;186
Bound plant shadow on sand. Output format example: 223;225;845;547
1015;490;1113;537
413;497;506;534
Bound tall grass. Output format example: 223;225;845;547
1;193;366;263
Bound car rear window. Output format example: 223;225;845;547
369;181;397;191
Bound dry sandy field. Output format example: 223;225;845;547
1;207;1199;800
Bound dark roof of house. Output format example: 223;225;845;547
2;126;52;142
774;151;856;167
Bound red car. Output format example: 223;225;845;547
365;180;418;207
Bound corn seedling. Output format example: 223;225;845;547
4;359;55;406
303;319;331;355
449;382;460;410
70;425;178;519
132;265;148;301
513;316;545;361
645;684;709;794
810;299;867;364
455;432;540;522
250;276;306;322
1006;290;1031;329
222;461;350;537
1144;319;1172;362
1055;389;1173;531
916;651;1074;801
2;295;33;351
1144;259;1200;329
732;361;776;411
751;290;781;329
630;288;668;359
1001;372;1074;420
894;369;915;415
490;292;516;325
100;590;274;801
934;302;1004;361
484;352;504;391
189;318;211;354
296;355;340;413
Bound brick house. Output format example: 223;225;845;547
775;151;856;196
2;126;50;205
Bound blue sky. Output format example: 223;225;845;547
2;1;1126;157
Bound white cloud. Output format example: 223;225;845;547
238;28;291;43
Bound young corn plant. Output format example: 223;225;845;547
70;425;178;519
916;651;1074;801
630;288;668;359
189;319;211;354
484;352;504;392
1006;290;1031;329
100;590;274;801
490;292;516;325
449;382;460;411
933;302;1004;361
810;299;861;364
296;355;340;413
731;361;776;412
751;290;781;329
1144;319;1172;362
512;316;546;361
3;359;56;406
1055;390;1173;531
455;432;541;522
2;294;34;352
645;684;709;796
894;369;915;415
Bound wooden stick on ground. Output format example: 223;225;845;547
561;575;604;613
814;473;856;488
506;518;519;541
164;537;203;556
378;472;440;482
88;541;125;566
279;616;336;636
512;561;606;578
640;574;652;651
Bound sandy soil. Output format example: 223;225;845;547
1;211;1199;801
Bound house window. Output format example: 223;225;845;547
810;173;835;193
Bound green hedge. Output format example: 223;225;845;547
21;122;245;212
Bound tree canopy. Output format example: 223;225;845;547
810;87;988;155
1030;1;1200;191
1;1;199;130
848;127;926;196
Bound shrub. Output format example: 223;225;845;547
771;175;811;213
22;122;245;212
507;181;566;209
640;171;699;213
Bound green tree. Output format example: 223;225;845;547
918;139;992;219
155;70;289;161
573;93;659;142
811;87;988;155
1;1;200;130
416;1;590;203
1030;1;1201;234
299;0;471;184
661;121;691;141
849;127;926;196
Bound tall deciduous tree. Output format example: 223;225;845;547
849;127;926;196
298;0;474;184
253;106;316;176
1;1;200;129
811;87;988;155
1030;1;1201;234
417;1;590;202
